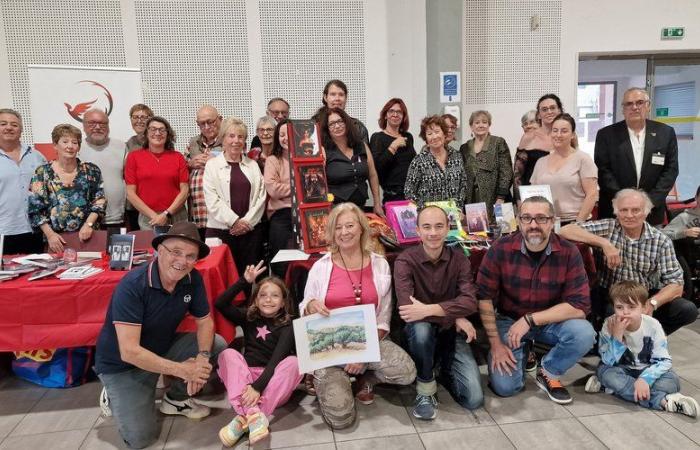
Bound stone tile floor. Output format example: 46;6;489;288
1;320;699;450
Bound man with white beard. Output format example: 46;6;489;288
476;196;595;405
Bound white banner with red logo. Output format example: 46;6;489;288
27;65;143;159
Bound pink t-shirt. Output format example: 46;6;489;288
325;262;378;310
531;150;598;222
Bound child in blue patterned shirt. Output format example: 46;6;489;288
585;281;698;417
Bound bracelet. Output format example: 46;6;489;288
197;350;211;358
524;313;535;327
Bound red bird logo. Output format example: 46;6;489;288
63;80;115;123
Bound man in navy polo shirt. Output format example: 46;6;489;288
95;222;227;449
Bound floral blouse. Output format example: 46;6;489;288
404;146;467;208
28;160;106;232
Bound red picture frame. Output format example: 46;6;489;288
294;162;329;204
288;120;323;162
299;204;331;253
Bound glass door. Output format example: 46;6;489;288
650;58;700;200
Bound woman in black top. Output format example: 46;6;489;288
215;262;301;446
321;107;384;216
370;98;415;203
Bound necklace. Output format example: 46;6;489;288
338;251;364;304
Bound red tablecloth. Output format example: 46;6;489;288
0;245;240;351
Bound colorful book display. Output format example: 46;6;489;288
288;120;332;254
385;200;420;244
464;202;489;234
425;200;467;240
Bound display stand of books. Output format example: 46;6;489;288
109;234;136;271
287;120;332;254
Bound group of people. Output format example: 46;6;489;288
1;80;699;449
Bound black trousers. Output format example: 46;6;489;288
267;208;295;278
206;225;264;281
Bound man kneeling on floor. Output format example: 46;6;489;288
395;205;483;420
476;196;596;404
95;222;227;449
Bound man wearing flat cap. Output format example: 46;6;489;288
95;222;227;449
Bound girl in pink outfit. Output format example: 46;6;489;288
215;261;301;446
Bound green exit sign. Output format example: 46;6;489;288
661;27;685;40
656;108;669;117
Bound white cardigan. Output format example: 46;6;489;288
203;153;266;230
300;252;393;331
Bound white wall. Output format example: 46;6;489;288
0;0;427;146
463;0;700;156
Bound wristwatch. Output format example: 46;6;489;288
163;210;172;218
197;350;211;358
86;222;95;229
649;298;658;311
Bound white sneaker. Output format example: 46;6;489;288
584;375;603;393
99;387;112;417
665;393;699;418
159;394;211;419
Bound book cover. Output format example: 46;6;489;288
494;202;517;233
109;234;135;271
464;202;489;234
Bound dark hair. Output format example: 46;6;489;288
321;107;362;149
695;184;700;199
536;93;563;124
378;98;409;133
419;115;448;141
609;280;649;307
271;119;290;158
441;113;458;126
519;195;555;217
246;276;292;326
144;116;176;150
552;112;576;133
322;79;348;106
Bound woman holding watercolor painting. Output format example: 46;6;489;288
300;202;415;429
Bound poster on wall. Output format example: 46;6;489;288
27;65;143;160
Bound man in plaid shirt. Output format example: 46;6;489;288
559;188;697;335
477;196;595;405
186;105;222;239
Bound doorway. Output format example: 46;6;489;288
578;54;700;199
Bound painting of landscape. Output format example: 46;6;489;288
293;304;380;373
306;311;367;361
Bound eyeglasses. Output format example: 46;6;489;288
197;118;220;128
446;125;457;131
147;127;167;135
622;99;649;109
267;109;288;117
85;121;108;128
328;120;345;129
160;243;198;263
257;127;274;135
387;109;403;116
131;114;150;122
538;105;559;113
519;215;553;224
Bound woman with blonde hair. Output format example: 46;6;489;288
300;202;416;429
203;117;266;278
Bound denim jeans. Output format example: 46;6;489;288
99;333;227;449
488;316;595;397
597;364;680;410
404;321;483;410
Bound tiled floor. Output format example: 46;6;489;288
1;321;700;450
